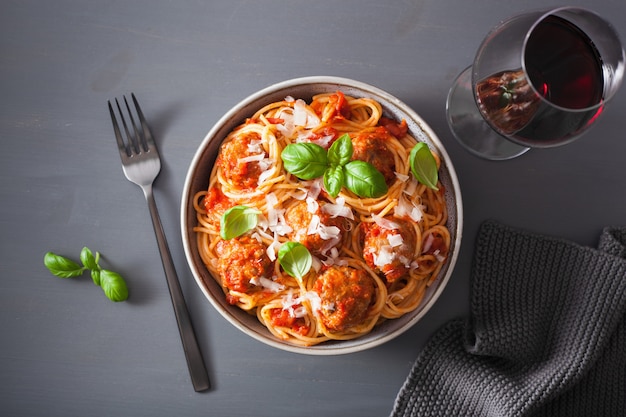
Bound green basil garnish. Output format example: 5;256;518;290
281;142;328;180
220;205;261;240
43;247;129;302
99;269;129;303
343;160;388;198
278;241;312;280
80;246;99;271
91;269;101;286
327;134;353;167
43;252;85;278
280;133;388;198
323;165;345;198
409;142;439;190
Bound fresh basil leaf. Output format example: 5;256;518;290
45;248;129;302
327;134;353;167
43;252;86;278
80;247;99;270
278;241;312;280
323;165;345;198
343;160;388;198
220;205;262;240
91;269;101;286
281;143;328;180
409;142;439;190
99;269;129;302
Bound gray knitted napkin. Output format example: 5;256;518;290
391;220;626;417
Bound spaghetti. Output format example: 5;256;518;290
193;91;450;346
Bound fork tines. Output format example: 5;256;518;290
108;93;155;158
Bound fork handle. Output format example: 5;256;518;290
143;184;211;392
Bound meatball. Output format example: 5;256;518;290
362;218;416;283
284;200;350;255
215;235;272;293
217;132;267;190
351;128;396;185
313;265;375;331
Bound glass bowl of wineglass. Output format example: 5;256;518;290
446;6;625;160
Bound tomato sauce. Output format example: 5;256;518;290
309;126;339;149
379;117;408;139
424;235;447;256
203;186;232;214
269;308;309;336
331;91;352;119
312;91;352;120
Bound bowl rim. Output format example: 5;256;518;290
181;76;463;355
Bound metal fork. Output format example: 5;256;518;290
108;94;210;392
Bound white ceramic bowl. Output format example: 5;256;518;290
181;76;463;355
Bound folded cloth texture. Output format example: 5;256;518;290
391;220;626;417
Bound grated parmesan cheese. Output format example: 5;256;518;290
266;193;292;236
319;236;341;257
266;233;281;261
306;196;319;214
423;234;434;253
372;214;400;230
317;224;340;240
307;214;321;235
399;255;411;268
257;164;274;185
403;178;418;196
280;290;301;318
266;192;278;208
280;290;322;318
307;178;322;200
395;196;424;222
238;154;265;164
311;255;322;273
374;246;396;267
303;291;322;313
251;276;284;293
321;197;355;220
293;99;321;128
312;134;334;148
395;172;410;182
291;188;308;201
387;233;404;247
255;215;269;232
293;99;307;126
247;139;263;154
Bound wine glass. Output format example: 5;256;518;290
446;7;625;160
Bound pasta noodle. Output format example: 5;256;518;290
192;91;450;346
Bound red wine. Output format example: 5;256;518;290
476;15;606;147
525;15;604;110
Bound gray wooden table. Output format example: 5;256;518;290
2;1;625;416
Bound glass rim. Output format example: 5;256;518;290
519;6;625;112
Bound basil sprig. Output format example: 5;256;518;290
281;134;388;198
323;165;345;198
43;247;129;302
281;142;328;180
409;142;439;190
278;241;312;280
220;205;261;240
